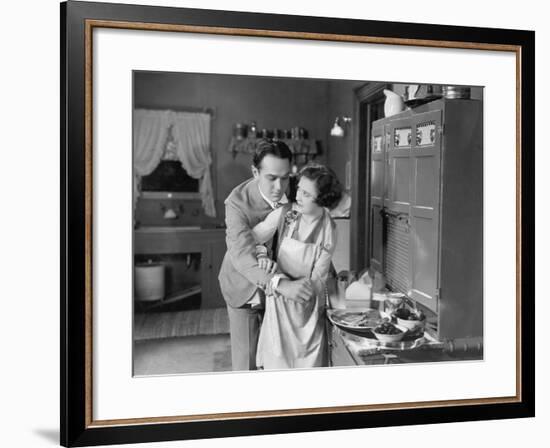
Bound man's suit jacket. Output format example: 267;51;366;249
218;178;275;308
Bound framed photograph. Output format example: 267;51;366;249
61;1;534;446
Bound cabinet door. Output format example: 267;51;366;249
209;238;227;307
200;237;227;309
369;124;386;272
387;118;412;214
383;119;413;294
329;326;357;367
408;110;442;311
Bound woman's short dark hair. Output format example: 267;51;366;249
253;139;293;169
299;164;343;209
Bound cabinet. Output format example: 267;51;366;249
134;228;226;309
202;234;227;309
328;325;358;366
369;99;483;340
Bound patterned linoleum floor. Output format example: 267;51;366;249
133;334;232;376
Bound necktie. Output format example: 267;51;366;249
271;229;279;261
270;202;284;259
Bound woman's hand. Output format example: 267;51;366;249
258;256;278;274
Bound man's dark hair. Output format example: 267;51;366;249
299;164;343;209
253;139;293;169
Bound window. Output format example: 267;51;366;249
140;160;199;193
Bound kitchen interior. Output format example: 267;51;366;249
133;70;484;375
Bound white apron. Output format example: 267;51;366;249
256;226;326;369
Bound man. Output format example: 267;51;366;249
218;139;313;371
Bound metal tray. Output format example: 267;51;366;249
327;309;384;333
336;325;441;352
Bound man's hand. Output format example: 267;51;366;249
258;256;278;274
276;278;313;303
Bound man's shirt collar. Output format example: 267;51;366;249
258;184;288;210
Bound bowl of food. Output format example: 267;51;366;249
372;321;405;343
393;308;426;330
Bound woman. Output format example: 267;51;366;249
252;164;343;370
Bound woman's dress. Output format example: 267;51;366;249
253;204;336;369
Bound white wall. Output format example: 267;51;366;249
0;1;546;447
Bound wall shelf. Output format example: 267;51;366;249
228;137;320;157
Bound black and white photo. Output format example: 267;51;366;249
132;72;484;375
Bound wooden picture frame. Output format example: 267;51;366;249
61;1;534;446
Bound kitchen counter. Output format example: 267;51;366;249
134;227;225;254
326;306;483;367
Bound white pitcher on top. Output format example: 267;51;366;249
383;89;405;117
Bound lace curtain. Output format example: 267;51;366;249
133;109;216;217
171;111;216;217
133;109;171;207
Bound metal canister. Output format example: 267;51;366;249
233;123;248;140
135;261;165;302
261;128;274;139
442;85;471;99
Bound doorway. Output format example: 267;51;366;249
350;83;389;272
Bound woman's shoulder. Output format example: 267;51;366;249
323;208;337;230
320;209;337;251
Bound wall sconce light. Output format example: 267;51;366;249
330;116;352;138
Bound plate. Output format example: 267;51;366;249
327;309;384;332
